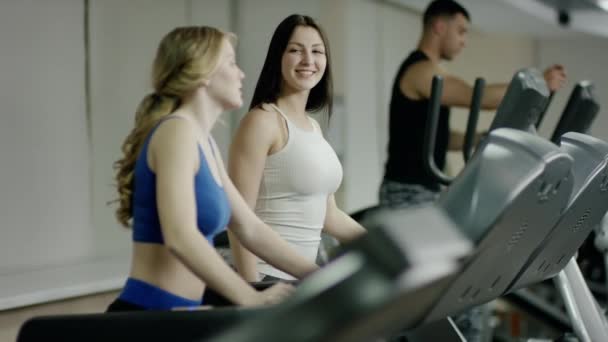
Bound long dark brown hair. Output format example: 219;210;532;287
249;14;333;119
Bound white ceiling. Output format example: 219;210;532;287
385;0;608;39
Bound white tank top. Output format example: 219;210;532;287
256;104;343;280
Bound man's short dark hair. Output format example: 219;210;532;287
423;0;470;28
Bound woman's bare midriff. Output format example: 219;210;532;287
129;242;205;301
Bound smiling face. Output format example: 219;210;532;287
205;37;245;111
280;25;327;94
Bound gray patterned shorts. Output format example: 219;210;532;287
378;179;439;208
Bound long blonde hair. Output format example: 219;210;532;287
113;26;232;227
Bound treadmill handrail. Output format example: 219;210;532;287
550;81;599;144
535;91;555;129
462;78;485;162
423;75;453;185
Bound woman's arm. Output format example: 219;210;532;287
212;136;319;279
223;176;320;278
150;118;267;305
322;194;367;243
227;109;278;281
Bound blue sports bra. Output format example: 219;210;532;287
131;116;231;244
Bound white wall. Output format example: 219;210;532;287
445;30;536;174
88;0;189;260
339;0;384;212
376;3;424;196
89;0;235;259
0;0;91;272
446;31;536;132
536;36;608;142
0;0;236;310
0;0;104;310
190;0;234;156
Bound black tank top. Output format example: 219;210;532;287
384;50;450;191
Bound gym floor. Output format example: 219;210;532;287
0;291;118;342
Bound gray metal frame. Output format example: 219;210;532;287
502;132;608;342
424;128;573;322
489;68;549;133
555;259;608;342
508;132;608;290
212;205;472;342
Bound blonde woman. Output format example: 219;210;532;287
228;15;366;283
107;26;318;312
